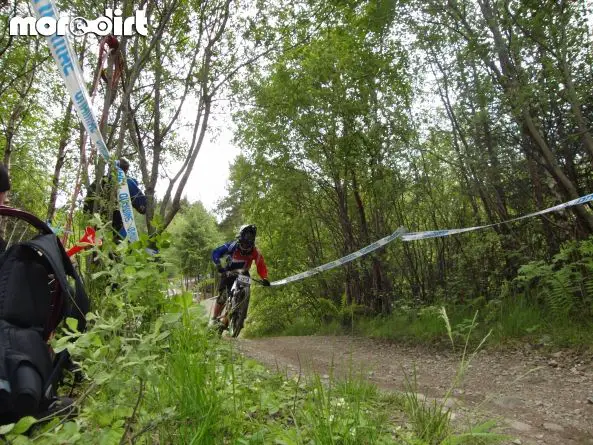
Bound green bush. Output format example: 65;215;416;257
514;237;593;319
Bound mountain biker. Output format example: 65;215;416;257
210;224;270;326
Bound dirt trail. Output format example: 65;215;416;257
235;335;593;445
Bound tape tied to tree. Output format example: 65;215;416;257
271;192;593;286
30;0;139;242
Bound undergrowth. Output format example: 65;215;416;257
245;237;593;349
256;298;593;350
0;234;504;444
246;267;593;350
1;297;504;444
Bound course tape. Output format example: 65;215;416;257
271;227;406;286
401;192;593;241
271;192;593;286
30;0;139;242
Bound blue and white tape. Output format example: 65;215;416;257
116;166;138;241
271;227;406;286
30;0;140;242
271;192;593;286
401;192;593;241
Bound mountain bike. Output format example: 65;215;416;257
217;269;263;338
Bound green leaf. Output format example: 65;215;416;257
155;331;170;342
96;411;113;427
91;271;110;280
93;371;113;384
99;426;124;445
10;436;31;445
65;317;79;332
0;423;15;434
161;312;181;325
11;416;37;435
60;421;81;442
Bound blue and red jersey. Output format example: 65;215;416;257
212;241;268;279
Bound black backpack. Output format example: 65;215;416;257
0;207;90;424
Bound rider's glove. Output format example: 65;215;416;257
217;265;225;274
262;279;271;287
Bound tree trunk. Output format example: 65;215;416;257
145;40;162;235
47;100;73;222
351;169;387;311
560;60;593;160
477;0;593;233
525;147;560;256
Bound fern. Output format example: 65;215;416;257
582;276;593;304
543;270;573;318
514;237;593;319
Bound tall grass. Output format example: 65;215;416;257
396;309;505;445
5;290;505;444
261;296;593;349
402;373;452;444
152;318;223;444
146;304;505;444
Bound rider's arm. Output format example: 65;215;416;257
253;248;268;279
212;242;232;266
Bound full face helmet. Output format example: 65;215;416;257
237;224;256;255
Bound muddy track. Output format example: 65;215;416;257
234;335;593;445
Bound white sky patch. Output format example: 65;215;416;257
155;105;240;211
156;117;240;212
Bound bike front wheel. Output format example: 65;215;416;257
229;313;243;338
228;291;248;338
